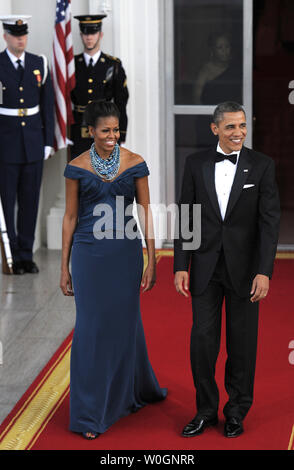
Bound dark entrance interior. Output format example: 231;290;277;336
253;0;294;246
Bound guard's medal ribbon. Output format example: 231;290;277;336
33;69;42;87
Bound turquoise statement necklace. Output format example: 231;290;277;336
90;143;120;181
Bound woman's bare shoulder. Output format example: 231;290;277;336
121;147;144;166
69;151;91;169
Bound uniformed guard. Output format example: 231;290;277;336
0;15;54;274
70;14;129;159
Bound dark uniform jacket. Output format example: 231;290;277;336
0;50;54;164
173;146;280;298
70;51;129;158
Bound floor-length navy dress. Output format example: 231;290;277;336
64;161;167;434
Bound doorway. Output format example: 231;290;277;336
253;0;294;247
164;0;253;214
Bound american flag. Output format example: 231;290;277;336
52;0;75;150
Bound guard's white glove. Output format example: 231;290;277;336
44;146;53;160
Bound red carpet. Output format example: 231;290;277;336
0;254;293;450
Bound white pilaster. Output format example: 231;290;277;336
45;0;163;249
46;150;67;249
112;0;163;247
0;0;12;52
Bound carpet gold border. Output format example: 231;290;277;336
288;425;294;450
0;249;292;450
0;343;71;450
0;253;168;451
0;338;71;442
26;386;70;450
276;252;294;259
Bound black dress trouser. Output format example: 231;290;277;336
0;160;44;262
190;250;259;420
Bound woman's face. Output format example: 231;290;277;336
213;36;231;63
90;116;120;154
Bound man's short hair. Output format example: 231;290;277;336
213;101;246;125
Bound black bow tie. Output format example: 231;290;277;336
215;152;238;165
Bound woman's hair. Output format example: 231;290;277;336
207;31;231;49
83;100;120;128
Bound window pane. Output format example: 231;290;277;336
174;0;244;105
175;115;217;200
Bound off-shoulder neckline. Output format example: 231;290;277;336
66;161;147;184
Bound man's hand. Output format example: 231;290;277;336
174;271;189;298
250;274;269;302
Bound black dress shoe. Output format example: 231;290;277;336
22;260;39;274
181;415;218;437
224;417;244;438
12;261;26;275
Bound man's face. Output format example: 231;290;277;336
81;31;103;52
210;111;247;154
4;32;28;56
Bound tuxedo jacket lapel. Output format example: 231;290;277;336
202;150;222;221
224;147;252;221
202;146;253;223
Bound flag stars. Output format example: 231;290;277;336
55;0;69;23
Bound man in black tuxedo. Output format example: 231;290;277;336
174;101;280;438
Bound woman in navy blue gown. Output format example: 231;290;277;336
60;100;167;439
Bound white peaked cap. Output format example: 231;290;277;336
0;15;32;24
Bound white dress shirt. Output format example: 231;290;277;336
6;48;25;68
83;50;101;67
215;143;240;220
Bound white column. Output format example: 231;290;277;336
0;0;12;50
46;0;163;249
113;0;163;247
46;150;67;249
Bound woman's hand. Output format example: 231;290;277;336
141;262;156;292
60;269;74;296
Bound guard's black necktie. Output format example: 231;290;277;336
215;152;238;165
88;57;94;69
16;59;24;82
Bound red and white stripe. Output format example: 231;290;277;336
52;0;75;151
